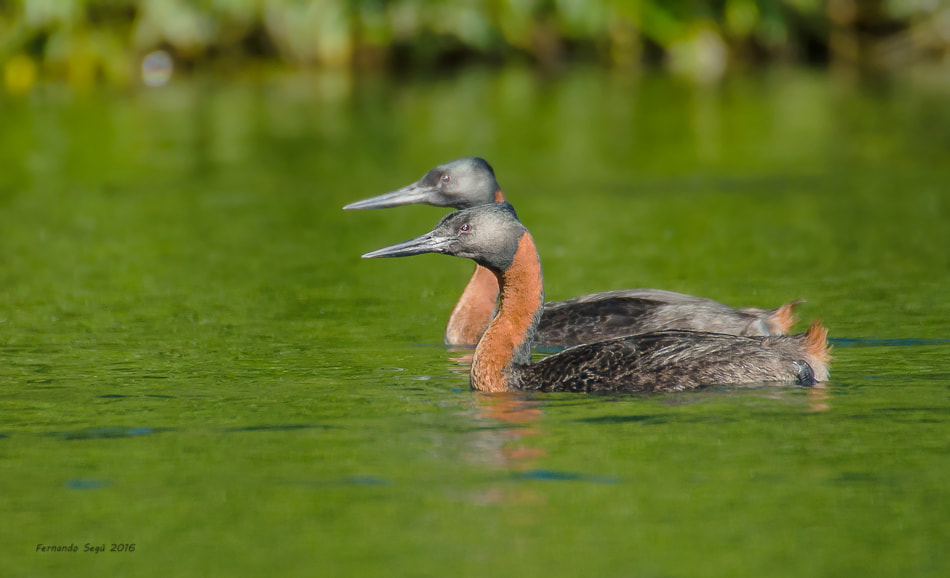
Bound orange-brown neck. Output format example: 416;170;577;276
441;189;509;346
444;264;499;346
471;232;544;392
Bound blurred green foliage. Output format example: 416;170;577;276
1;0;949;89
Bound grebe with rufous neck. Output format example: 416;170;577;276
346;158;801;347
362;203;830;393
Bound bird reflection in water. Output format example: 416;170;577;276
807;384;831;412
463;388;549;506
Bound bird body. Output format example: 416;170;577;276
363;203;830;393
517;329;828;393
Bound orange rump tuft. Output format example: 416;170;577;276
767;299;803;334
804;320;832;381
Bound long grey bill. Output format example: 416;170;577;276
361;234;453;259
343;183;437;210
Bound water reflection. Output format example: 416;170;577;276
466;392;548;505
447;346;475;366
468;393;546;468
6;66;907;200
465;392;623;502
807;384;831;413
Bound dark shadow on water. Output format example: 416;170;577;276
48;427;174;440
574;414;673;425
66;478;112;490
834;405;950;425
510;469;620;485
836;373;950;386
869;406;950;424
874;407;950;414
830;337;950;347
576;412;748;425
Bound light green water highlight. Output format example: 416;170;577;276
1;67;949;577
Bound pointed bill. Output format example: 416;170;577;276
344;182;441;210
361;233;454;259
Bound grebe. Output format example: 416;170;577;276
362;203;830;393
346;158;801;347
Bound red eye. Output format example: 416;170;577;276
459;224;471;232
441;174;451;184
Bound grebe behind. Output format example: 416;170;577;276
346;157;802;346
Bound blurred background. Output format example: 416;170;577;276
2;0;950;91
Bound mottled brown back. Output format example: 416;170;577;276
516;329;822;393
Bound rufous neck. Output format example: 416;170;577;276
470;232;544;392
444;264;499;346
442;190;508;346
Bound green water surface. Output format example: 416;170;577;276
1;67;949;577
